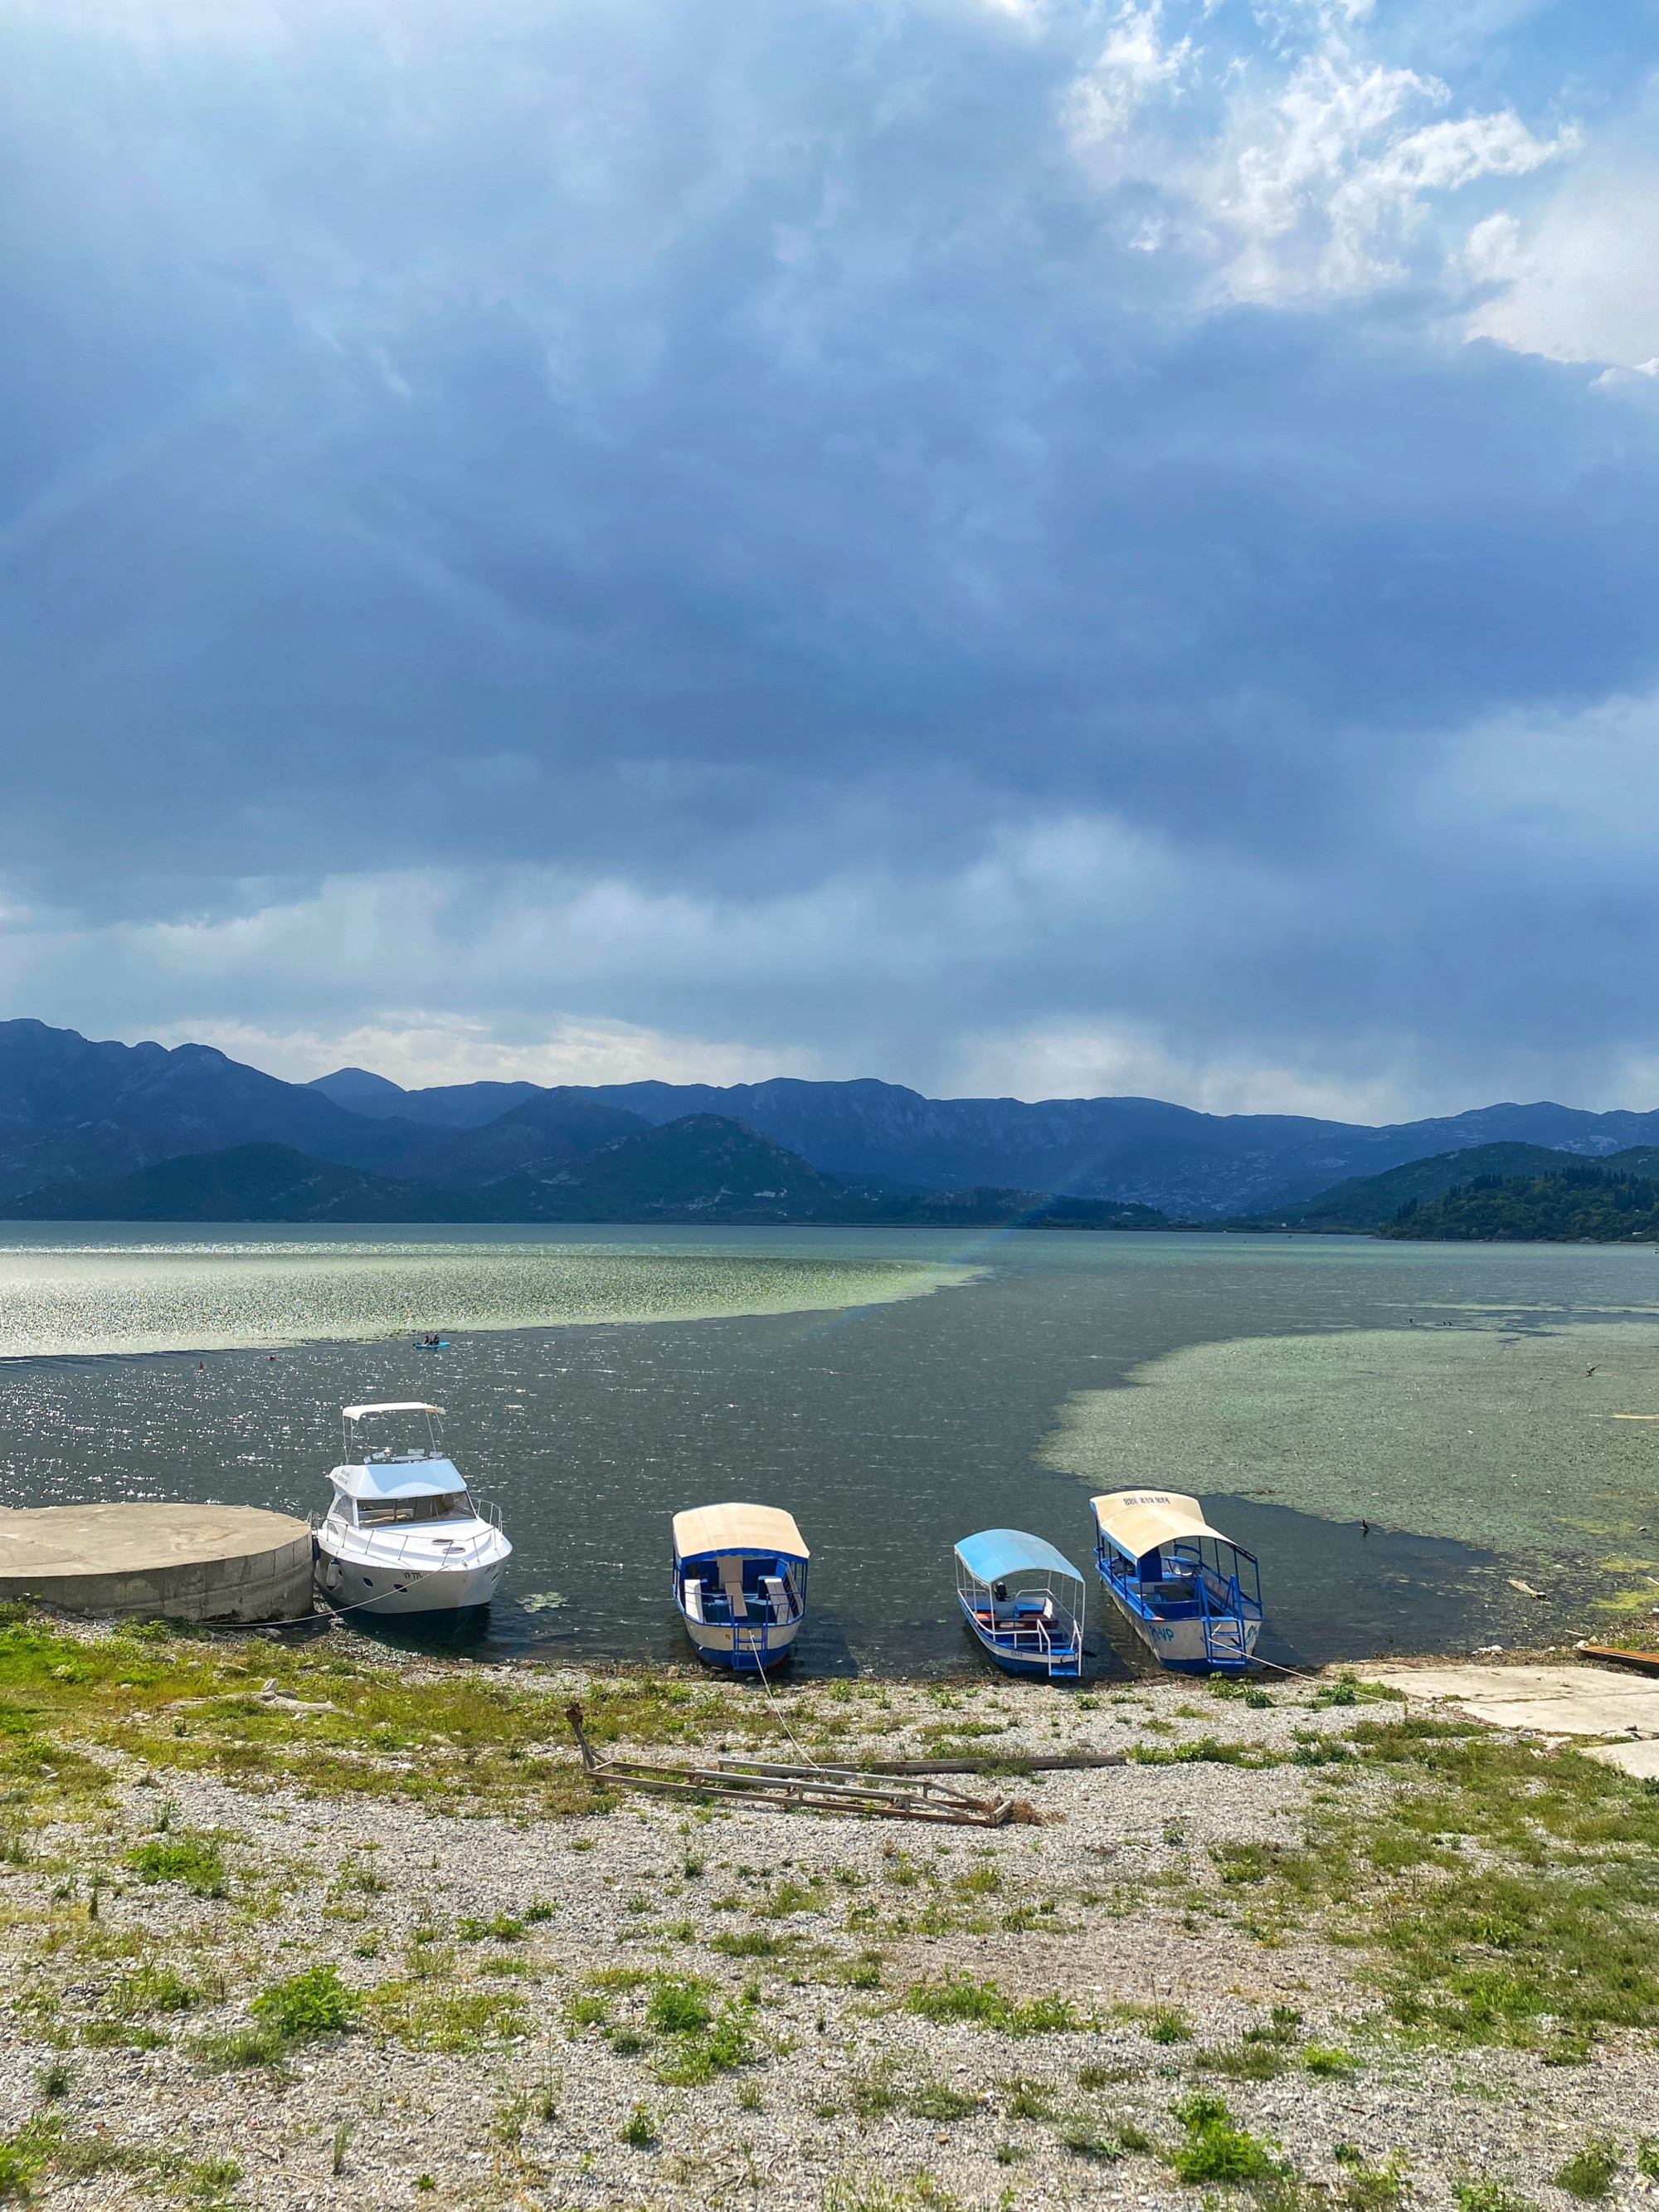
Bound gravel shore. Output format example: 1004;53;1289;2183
2;1649;1656;2212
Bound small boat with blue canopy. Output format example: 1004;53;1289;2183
672;1503;809;1671
1091;1490;1262;1674
954;1528;1086;1679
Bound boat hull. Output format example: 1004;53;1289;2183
1103;1584;1260;1674
957;1594;1082;1679
678;1610;802;1670
315;1539;508;1616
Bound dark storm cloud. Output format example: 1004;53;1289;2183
0;0;1656;1106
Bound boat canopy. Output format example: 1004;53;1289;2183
673;1503;809;1561
1091;1490;1243;1561
955;1527;1085;1585
343;1401;445;1421
332;1457;466;1501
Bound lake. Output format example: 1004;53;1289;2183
2;1225;1657;1674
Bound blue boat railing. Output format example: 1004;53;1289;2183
1095;1539;1261;1667
962;1595;1082;1676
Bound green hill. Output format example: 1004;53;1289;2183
1237;1143;1659;1233
1380;1154;1659;1242
1253;1143;1591;1230
0;1143;477;1223
1;1119;1179;1227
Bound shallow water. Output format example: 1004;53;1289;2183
1;1225;1657;1674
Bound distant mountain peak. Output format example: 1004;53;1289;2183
309;1066;409;1107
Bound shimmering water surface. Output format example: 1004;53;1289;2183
2;1225;1658;1674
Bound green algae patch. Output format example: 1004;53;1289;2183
0;1242;978;1359
1042;1323;1659;1553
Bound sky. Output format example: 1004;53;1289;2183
2;0;1657;1121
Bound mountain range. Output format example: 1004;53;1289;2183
4;1016;1659;1221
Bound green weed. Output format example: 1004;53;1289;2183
1452;2182;1540;2212
1170;2093;1281;2186
251;1963;356;2040
1553;2140;1619;2200
904;1976;1078;2035
620;2103;657;2150
908;2083;979;2122
124;1836;226;1897
645;1977;713;2034
652;2008;751;2085
189;2023;289;2072
455;1912;523;1942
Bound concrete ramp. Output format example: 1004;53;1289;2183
1365;1662;1659;1779
0;1503;314;1623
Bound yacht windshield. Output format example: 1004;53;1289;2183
357;1491;471;1527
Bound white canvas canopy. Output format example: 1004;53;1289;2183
1091;1489;1237;1561
343;1402;444;1421
333;1459;465;1501
672;1503;809;1561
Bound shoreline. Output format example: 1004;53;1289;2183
1;1610;1656;2210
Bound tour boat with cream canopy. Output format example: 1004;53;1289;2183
314;1401;511;1615
1091;1490;1261;1673
954;1527;1086;1679
671;1503;809;1669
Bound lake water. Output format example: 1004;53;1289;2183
2;1225;1657;1675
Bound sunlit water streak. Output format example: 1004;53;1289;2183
0;1228;971;1357
0;1226;1657;1672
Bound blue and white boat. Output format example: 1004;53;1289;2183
1091;1490;1262;1674
672;1503;809;1671
954;1528;1086;1679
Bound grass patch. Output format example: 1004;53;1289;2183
0;2112;64;2200
1130;1735;1280;1768
124;1836;226;1897
456;1912;523;1942
109;1963;198;2017
1170;2093;1282;2186
251;1963;356;2041
1553;2140;1619;2200
905;1976;1079;2035
908;2082;979;2122
1453;2184;1540;2212
189;2023;289;2073
1199;1713;1659;2044
620;2102;657;2150
0;1613;781;1824
1057;2114;1127;2161
652;2008;752;2085
708;1930;792;1957
645;1977;713;2034
1194;2041;1287;2081
366;1981;528;2053
1115;2000;1190;2044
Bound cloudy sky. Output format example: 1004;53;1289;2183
2;0;1657;1118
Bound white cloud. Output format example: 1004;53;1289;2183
1068;2;1194;144
1465;167;1659;368
159;1015;814;1091
945;1019;1428;1120
1210;49;1564;303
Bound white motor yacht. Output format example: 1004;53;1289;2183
314;1401;511;1615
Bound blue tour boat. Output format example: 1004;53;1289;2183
1091;1490;1262;1674
954;1528;1086;1679
672;1503;810;1671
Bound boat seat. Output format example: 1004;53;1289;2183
718;1557;749;1621
760;1574;787;1622
682;1579;705;1625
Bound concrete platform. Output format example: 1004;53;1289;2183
1365;1662;1659;1779
0;1503;314;1623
